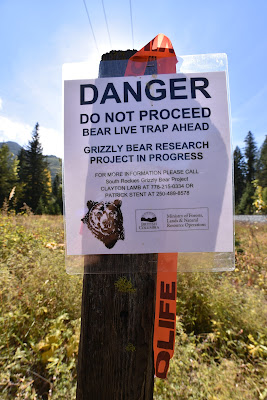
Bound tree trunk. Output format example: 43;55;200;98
76;51;158;400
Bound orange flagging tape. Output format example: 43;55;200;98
125;34;178;379
153;253;178;378
125;33;177;76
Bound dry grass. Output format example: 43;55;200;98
0;214;266;399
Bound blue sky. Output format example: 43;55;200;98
0;0;266;158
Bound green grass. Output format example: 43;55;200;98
0;214;266;399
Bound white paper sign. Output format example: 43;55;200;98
64;72;233;255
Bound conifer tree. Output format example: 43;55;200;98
0;144;19;206
52;169;63;214
256;135;267;188
238;131;258;214
244;131;258;183
16;147;28;209
234;146;246;211
22;123;52;213
238;183;255;214
18;148;28;182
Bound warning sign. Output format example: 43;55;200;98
64;71;233;255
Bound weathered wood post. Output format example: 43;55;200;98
76;50;158;400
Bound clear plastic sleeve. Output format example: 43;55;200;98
63;53;235;274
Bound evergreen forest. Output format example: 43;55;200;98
234;131;267;214
0;123;62;215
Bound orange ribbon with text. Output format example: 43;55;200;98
125;34;178;379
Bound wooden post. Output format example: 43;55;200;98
76;51;158;400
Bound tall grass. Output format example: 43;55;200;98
0;214;82;399
155;222;267;400
0;214;266;399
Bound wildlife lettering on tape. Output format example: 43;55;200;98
153;253;177;379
